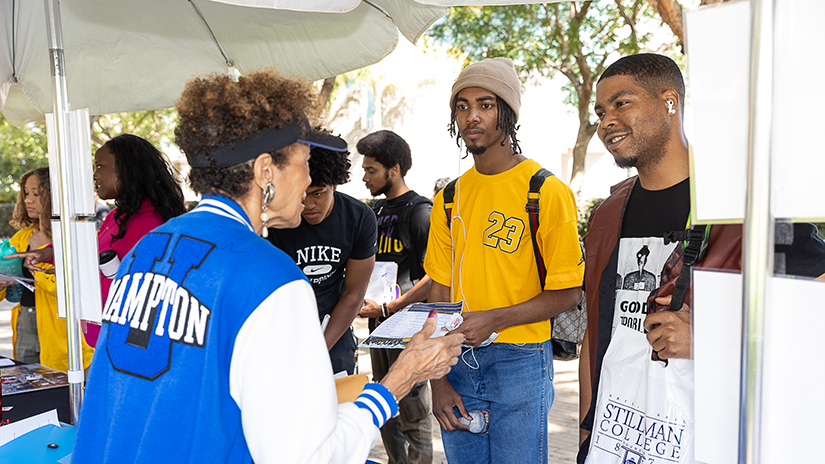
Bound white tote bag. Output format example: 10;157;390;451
586;325;695;464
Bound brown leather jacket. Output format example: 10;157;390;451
581;176;743;432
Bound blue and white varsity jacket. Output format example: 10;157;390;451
74;194;396;464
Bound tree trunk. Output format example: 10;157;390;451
569;77;599;198
314;76;337;121
646;0;734;48
569;120;598;198
646;0;684;45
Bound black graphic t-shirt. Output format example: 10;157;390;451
267;191;377;318
374;190;432;294
614;179;690;334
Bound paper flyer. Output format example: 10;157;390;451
364;261;399;303
359;301;463;349
0;272;35;292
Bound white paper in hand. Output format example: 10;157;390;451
365;261;398;303
359;302;463;349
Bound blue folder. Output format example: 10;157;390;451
0;424;75;463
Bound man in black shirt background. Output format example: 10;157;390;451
357;130;434;464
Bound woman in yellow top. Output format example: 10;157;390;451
0;167;94;371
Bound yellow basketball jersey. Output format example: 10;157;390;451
425;159;583;344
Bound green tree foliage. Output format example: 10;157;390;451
0;109;177;205
428;2;669;194
0;114;48;203
91;109;177;150
578;196;605;238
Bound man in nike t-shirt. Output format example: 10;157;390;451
267;138;377;375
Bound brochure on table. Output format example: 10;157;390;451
1;364;68;395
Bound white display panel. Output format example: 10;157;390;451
772;0;825;220
685;1;750;223
46;109;95;217
51;219;102;323
763;276;825;462
693;269;742;464
694;270;825;462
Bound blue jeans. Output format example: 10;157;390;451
440;340;554;464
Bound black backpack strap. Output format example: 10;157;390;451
398;196;433;235
398;195;433;281
371;198;386;216
442;179;459;228
525;168;554;287
667;224;711;311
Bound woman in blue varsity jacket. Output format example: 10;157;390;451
73;69;463;464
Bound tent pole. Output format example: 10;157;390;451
739;0;774;462
44;0;84;425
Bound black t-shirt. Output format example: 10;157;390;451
373;190;432;295
613;179;690;333
621;178;691;239
267;191;377;318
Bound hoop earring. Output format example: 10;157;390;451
260;182;275;238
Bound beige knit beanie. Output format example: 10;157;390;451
450;57;521;120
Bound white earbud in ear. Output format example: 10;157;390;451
667;100;676;115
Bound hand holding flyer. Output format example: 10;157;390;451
359;302;463;349
0;272;35;292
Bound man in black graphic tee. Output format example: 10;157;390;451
578;53;825;463
268;141;377;375
357;130;434;464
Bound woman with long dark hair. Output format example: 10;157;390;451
89;134;187;345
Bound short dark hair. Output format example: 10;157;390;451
599;53;685;104
356;130;412;177
103;134;187;242
309;145;351;187
448;95;521;155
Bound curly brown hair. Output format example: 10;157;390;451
10;167;52;236
175;69;318;198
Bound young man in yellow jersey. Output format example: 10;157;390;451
424;57;584;464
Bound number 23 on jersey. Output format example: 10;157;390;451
482;211;524;254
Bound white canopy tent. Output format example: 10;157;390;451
0;0;445;126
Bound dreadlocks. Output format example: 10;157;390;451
448;95;521;156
